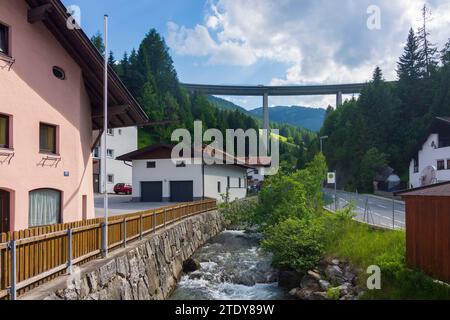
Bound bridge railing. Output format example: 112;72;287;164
0;198;217;300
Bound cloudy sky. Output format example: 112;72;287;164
63;0;450;109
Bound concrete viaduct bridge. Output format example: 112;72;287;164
181;82;366;131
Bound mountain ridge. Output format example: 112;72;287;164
208;96;326;132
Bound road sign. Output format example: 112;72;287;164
327;172;336;184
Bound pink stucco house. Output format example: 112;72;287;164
0;0;148;232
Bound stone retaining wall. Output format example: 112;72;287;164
22;210;226;300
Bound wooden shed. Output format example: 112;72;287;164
396;182;450;283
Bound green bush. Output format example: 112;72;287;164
262;217;324;273
219;198;258;227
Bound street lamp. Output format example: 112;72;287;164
320;136;329;154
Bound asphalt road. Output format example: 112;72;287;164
323;188;405;230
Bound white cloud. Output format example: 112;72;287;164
167;0;450;107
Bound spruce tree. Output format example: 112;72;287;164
417;5;438;77
397;28;422;80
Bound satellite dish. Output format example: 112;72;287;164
420;165;437;186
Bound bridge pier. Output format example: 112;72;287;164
336;91;343;107
263;93;269;131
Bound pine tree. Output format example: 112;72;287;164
90;32;105;55
441;39;450;67
108;51;116;67
372;66;384;84
397;28;423;80
417;5;438;77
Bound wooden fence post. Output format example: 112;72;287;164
123;219;127;247
140;215;143;240
164;208;167;229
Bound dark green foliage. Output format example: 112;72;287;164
262;217;324;273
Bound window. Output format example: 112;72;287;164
0;114;9;148
413;158;419;173
0;23;9;56
106;149;114;158
107;174;114;184
239;178;242;188
39;123;57;154
118;129;122;135
29;189;61;227
227;176;230;189
447;159;450;170
93;147;100;158
437;160;445;171
107;128;114;136
52;66;66;80
176;161;186;168
147;161;156;168
217;181;221;193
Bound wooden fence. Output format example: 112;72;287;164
0;198;217;300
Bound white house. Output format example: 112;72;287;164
117;144;250;203
246;157;271;189
93;127;138;193
409;117;450;189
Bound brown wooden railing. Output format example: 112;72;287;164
0;198;217;300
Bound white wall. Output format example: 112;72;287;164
204;165;248;202
410;133;450;188
131;159;203;201
248;166;266;182
93;127;137;193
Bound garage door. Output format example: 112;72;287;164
170;181;194;202
141;182;163;202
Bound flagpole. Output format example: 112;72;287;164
102;14;109;257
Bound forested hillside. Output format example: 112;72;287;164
91;30;319;169
320;20;450;191
249;106;326;132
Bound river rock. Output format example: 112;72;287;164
307;270;321;281
278;269;303;289
300;275;321;292
183;258;201;273
319;280;331;291
325;265;345;285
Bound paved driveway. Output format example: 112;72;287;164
94;194;174;217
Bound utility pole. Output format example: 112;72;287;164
102;14;109;258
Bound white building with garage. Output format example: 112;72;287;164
117;144;251;203
409;117;450;189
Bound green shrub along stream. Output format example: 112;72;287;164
221;154;450;300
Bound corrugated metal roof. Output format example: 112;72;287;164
396;181;450;197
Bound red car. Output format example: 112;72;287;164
114;183;133;195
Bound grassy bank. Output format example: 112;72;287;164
322;211;450;300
